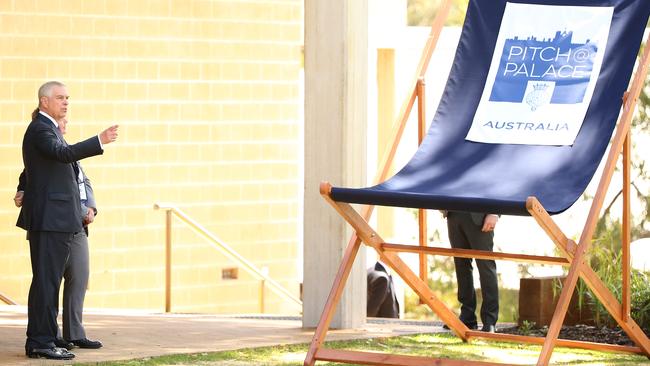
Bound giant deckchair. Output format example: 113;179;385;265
305;0;650;365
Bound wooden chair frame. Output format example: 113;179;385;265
304;1;650;365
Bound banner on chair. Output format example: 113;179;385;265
466;3;613;146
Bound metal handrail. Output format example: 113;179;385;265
0;290;17;305
153;203;302;312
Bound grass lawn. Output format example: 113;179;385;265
86;333;650;366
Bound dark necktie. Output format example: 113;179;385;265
72;161;80;182
52;124;81;183
53;123;65;142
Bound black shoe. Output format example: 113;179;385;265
481;324;496;333
54;338;75;350
68;338;103;349
26;347;75;360
443;322;478;330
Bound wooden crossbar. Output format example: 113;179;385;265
382;243;569;266
466;330;644;355
315;348;498;366
316;339;644;366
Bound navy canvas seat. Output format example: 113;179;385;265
330;0;650;215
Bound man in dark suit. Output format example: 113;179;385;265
15;117;103;351
445;211;499;333
367;261;399;318
17;81;118;359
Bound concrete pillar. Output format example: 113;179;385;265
303;0;368;329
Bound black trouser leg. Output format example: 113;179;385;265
461;215;499;326
448;214;478;326
452;257;478;325
26;231;72;350
476;258;499;326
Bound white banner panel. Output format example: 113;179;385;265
466;3;613;146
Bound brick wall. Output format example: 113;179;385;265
0;0;303;314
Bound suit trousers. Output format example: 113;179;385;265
446;212;499;327
26;231;74;349
60;231;89;341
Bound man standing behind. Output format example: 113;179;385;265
17;81;118;359
445;211;499;333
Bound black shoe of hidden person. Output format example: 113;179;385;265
481;324;496;333
68;338;103;349
54;338;75;350
442;322;478;330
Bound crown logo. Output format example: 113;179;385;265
525;82;553;111
532;83;549;92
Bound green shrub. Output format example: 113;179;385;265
567;239;650;334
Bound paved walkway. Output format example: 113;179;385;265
0;305;443;365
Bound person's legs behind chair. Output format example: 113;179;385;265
63;231;102;349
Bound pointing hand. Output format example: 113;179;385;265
99;125;119;144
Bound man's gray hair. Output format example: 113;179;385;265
38;81;66;100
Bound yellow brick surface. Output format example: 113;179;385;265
0;0;303;313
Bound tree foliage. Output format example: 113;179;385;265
576;52;650;334
592;69;650;246
407;0;469;27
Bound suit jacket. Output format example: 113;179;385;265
442;211;492;226
469;212;487;226
18;163;97;234
17;114;103;233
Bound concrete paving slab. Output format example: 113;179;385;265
0;305;443;365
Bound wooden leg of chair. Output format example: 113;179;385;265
304;234;363;366
528;197;587;364
379;249;471;341
325;197;471;341
529;197;587;365
536;252;584;366
526;197;576;258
